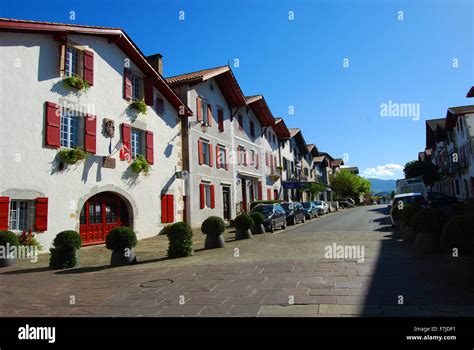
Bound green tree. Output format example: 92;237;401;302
304;182;327;201
403;160;439;186
330;170;371;201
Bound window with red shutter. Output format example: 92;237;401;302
45;102;60;148
123;68;132;100
120;123;132;161
209;143;214;167
266;153;269;166
207;104;213;126
216;145;220;169
0;197;9;230
35;197;48;232
144;78;154;106
156;98;164;115
83;50;94;86
256;154;259;169
84;114;96;154
198;140;204;165
146;131;154;165
218;109;224;132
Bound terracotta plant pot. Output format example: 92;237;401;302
235;229;252;240
110;248;137;267
204;234;225;249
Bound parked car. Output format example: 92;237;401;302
313;200;329;215
389;193;428;226
427;191;460;218
302;202;318;219
281;202;306;225
339;198;354;208
250;203;287;232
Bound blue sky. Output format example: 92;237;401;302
3;0;473;179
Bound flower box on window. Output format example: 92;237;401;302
58;147;88;165
130;99;147;115
62;75;90;92
131;155;150;175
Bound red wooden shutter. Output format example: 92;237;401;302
123;68;132;100
167;195;174;222
0;197;9;230
45;102;60;148
199;184;205;209
144;78;154;106
218;109;224;132
210;185;215;208
198;140;204;165
216;145;220;169
207;104;213;126
84;114;96;154
274;190;278;200
267;189;272;200
196;98;202;121
256;154;259;169
121;123;132;146
35;197;48;232
209;144;214;167
258;182;263;200
161;195;168;223
83;50;94;86
274;156;277;171
146;131;154;165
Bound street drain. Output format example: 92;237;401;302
140;279;174;288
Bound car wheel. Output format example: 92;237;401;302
270;221;276;233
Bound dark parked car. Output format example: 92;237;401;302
302;202;318;219
339;198;354;208
281;202;306;225
250;203;287;232
427;191;460;217
390;193;428;226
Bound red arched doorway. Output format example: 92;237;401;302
79;192;130;246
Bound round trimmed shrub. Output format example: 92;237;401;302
49;230;81;270
166;222;193;258
412;208;445;234
0;231;20;247
401;204;423;226
234;213;254;231
106;227;137;252
52;230;82;250
201;216;225;236
441;215;474;254
250;212;265;226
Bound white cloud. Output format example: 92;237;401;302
362;163;403;178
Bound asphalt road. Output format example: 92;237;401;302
299;205;392;233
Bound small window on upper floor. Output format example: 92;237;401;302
60;108;84;149
131;128;145;159
156;97;164;115
131;74;143;100
65;46;80;78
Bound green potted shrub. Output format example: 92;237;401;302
58;147;88;165
400;204;423;242
131;155;150;175
250;212;265;234
105;227;138;267
441;215;474;255
0;231;20;268
201;216;226;249
234;213;253;240
166;222;193;258
63;75;89;92
130;99;147;115
49;230;82;269
412;208;446;253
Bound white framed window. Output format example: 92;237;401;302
131;128;145;159
61;108;82;148
202;102;210;125
203;183;212;207
251;150;256;166
132;74;142;100
9;200;32;232
65;46;80;77
218;146;226;168
202;141;211;166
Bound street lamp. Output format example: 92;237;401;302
189;120;207;133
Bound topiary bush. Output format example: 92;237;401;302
0;231;20;247
250;212;265;226
166;222;193;258
49;230;82;269
401;204;423;226
412;208;446;234
201;216;225;236
441;215;474;254
106;227;137;252
234;213;254;231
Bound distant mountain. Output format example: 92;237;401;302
367;178;397;194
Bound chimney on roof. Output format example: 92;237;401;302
146;53;163;75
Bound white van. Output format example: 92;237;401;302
396;177;427;199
